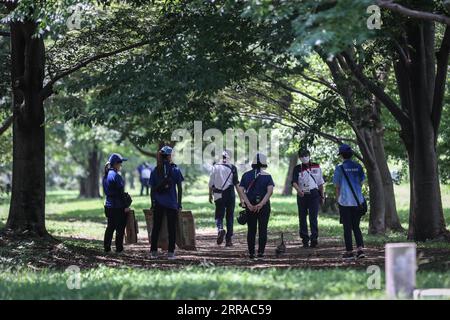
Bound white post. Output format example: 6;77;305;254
385;243;417;299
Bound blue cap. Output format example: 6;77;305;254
338;144;353;155
108;153;128;165
160;146;173;155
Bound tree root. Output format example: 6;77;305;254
0;227;60;244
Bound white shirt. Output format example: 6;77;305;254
297;164;324;193
208;161;236;201
141;167;151;179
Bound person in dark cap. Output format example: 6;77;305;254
292;148;325;248
103;153;130;253
239;153;275;259
149;146;184;260
333;144;366;261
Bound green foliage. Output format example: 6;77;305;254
52;0;266;147
238;0;376;57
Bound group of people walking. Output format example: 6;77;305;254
102;143;366;261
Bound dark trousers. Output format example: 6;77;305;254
247;203;270;255
140;178;150;196
339;205;364;251
214;187;235;241
104;207;127;252
150;204;177;253
297;189;320;243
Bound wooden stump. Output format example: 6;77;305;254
176;211;197;251
143;209;169;250
125;210;138;244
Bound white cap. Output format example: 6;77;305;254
222;150;231;160
252;153;268;166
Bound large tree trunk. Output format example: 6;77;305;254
282;153;298;196
79;145;101;198
5;22;48;237
401;22;448;240
409;120;444;240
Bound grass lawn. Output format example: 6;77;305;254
0;184;449;300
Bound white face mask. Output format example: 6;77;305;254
300;156;310;164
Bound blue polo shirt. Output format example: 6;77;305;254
103;169;126;208
150;162;184;210
333;159;365;207
240;169;275;204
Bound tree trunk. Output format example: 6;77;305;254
372;129;403;231
406;151;415;240
356;128;386;235
5;22;48;237
129;171;135;189
402;22;448;240
410;124;444;240
79;145;101;198
282;153;298;196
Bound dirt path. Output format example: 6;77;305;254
2;229;447;271
44;229;386;270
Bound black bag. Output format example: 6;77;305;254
123;192;133;208
340;165;367;216
237;210;248;225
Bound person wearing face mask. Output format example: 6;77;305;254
103;153;131;254
292;148;325;248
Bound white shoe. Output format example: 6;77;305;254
168;252;176;260
150;251;158;259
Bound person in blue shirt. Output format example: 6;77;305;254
103;153;130;253
137;162;152;196
239;153;275;259
149;146;184;260
332;144;366;260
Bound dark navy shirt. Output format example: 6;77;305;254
239;169;275;204
150;162;184;210
103;169;126;208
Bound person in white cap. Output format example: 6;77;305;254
238;153;275;259
208;150;242;246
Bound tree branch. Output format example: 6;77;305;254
341;51;411;130
262;74;323;104
376;0;450;26
128;138;157;158
40;40;151;99
0;115;13;135
298;71;339;94
431;25;450;137
236;100;357;146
